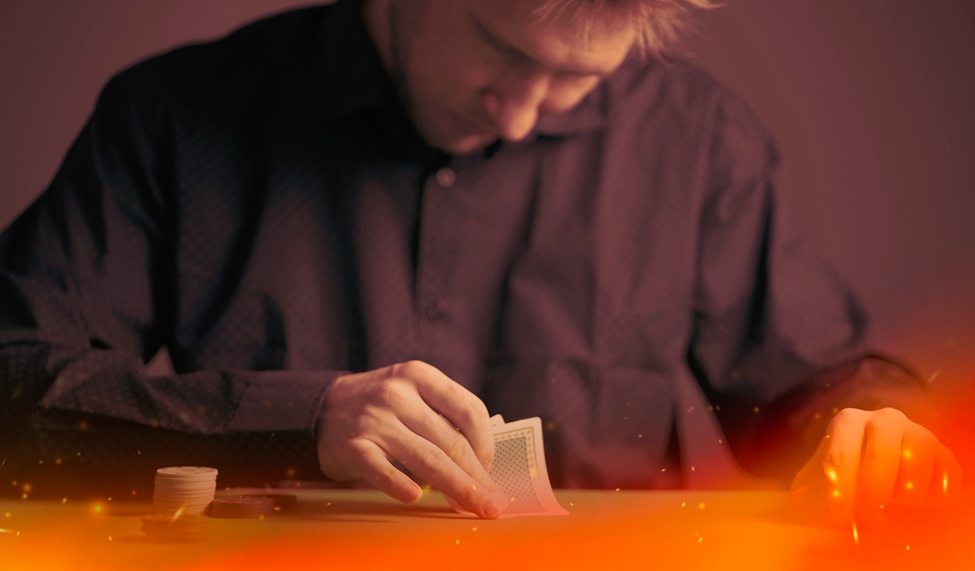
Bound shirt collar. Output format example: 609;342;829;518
312;0;399;122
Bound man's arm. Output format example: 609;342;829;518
0;67;507;518
0;71;343;495
685;85;960;523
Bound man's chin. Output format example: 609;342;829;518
432;132;497;156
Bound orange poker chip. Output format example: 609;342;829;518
210;496;275;518
246;494;298;510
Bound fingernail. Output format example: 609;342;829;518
483;492;508;519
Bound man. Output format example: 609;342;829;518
0;0;961;525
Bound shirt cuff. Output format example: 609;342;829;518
228;370;347;433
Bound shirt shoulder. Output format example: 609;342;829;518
605;56;775;146
97;6;336;129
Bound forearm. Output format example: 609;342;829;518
0;341;345;498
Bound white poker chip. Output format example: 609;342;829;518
152;466;219;516
156;467;218;477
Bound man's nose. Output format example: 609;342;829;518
481;71;551;142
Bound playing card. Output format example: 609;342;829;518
451;415;568;517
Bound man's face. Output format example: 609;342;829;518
380;0;636;155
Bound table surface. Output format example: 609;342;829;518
1;489;971;571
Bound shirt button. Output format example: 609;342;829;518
435;167;456;188
425;300;450;320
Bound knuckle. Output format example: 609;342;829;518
456;399;483;428
392;360;428;380
875;407;907;424
416;446;448;474
824;447;857;468
348;439;375;472
374;380;410;409
443;432;471;461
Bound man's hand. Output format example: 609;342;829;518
790;407;962;527
315;360;508;519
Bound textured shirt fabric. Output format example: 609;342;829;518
0;0;924;495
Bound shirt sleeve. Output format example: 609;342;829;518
686;87;929;482
0;68;342;497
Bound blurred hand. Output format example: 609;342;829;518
790;407;962;528
315;360;508;519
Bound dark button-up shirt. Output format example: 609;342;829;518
0;0;923;495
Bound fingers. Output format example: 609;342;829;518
932;440;964;503
396;361;495;469
378;422;507;519
347;438;424;504
856;409;908;525
396;391;503;494
893;423;935;504
318;361;505;518
822;408;868;524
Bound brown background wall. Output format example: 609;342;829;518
1;1;973;388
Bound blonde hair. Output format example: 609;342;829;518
533;0;719;57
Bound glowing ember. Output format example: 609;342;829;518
943;473;949;495
852;520;859;548
170;506;186;522
0;528;21;536
827;469;838;483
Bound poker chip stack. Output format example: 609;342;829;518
152;466;218;516
210;495;275;519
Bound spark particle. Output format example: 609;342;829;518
698;503;705;510
833;490;840;498
61;498;67;505
906;482;913;490
852;520;859;548
681;502;686;508
903;450;912;459
827;469;838;483
943;473;949;495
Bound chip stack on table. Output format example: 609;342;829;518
152;466;218;516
